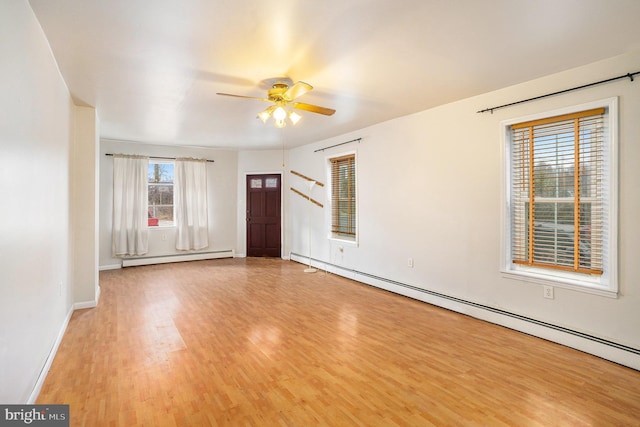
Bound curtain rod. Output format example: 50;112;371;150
105;153;214;162
477;71;640;114
314;138;361;153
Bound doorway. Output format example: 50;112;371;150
246;174;282;257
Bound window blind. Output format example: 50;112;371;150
330;154;356;237
510;108;605;274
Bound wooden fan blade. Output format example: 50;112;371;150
292;102;336;116
283;81;313;101
216;92;270;102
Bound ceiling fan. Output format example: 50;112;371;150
216;81;335;128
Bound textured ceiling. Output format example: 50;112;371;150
29;0;640;149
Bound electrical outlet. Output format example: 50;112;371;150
543;285;554;299
408;258;414;268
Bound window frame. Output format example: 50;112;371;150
327;151;358;245
147;159;175;228
500;98;618;297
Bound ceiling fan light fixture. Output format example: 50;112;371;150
218;80;335;128
289;111;301;125
273;106;287;121
257;110;271;123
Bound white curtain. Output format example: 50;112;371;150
112;154;149;256
175;158;209;251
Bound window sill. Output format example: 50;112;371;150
329;234;358;247
501;267;617;298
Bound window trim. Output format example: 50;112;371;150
500;98;618;297
326;150;358;245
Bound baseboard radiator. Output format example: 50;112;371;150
289;252;640;371
122;249;234;267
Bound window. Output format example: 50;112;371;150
148;161;174;226
503;99;617;295
329;153;357;241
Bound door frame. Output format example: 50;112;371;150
242;171;284;258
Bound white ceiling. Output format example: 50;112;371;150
29;0;640;149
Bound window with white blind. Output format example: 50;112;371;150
502;99;617;296
329;153;357;242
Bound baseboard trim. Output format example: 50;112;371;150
30;286;101;403
290;253;640;371
121;249;234;267
28;306;74;404
99;264;121;271
73;286;100;310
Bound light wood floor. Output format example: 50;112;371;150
38;258;640;426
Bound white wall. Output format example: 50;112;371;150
287;51;640;368
236;150;290;257
99;140;238;268
99;144;291;264
72;106;100;306
0;1;74;403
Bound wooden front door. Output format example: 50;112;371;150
246;174;282;257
